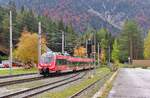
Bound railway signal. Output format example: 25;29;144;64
87;40;92;58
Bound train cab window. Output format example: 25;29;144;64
40;56;53;64
56;59;67;65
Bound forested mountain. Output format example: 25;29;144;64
0;3;78;55
0;0;150;35
0;0;147;63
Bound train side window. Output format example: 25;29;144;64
56;59;67;65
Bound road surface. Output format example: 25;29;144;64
108;68;150;98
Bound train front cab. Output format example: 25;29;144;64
38;52;55;76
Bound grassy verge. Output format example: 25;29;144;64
99;68;118;98
0;67;38;75
39;67;111;98
100;83;113;98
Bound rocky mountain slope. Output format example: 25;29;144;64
0;0;150;34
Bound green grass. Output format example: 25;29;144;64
100;81;113;98
38;67;111;98
100;71;119;98
0;67;38;75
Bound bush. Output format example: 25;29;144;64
111;63;119;71
0;56;8;63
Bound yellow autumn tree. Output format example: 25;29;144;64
100;48;106;64
74;46;86;57
14;31;47;67
144;31;150;59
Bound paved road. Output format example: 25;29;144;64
108;68;150;98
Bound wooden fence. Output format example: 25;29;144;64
132;60;150;67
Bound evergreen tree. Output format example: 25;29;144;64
16;9;37;32
96;28;109;49
0;5;78;56
2;13;9;48
65;24;78;55
119;20;143;62
96;28;112;63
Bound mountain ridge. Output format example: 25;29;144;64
0;0;150;35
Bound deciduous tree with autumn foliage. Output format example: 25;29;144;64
13;31;47;68
74;46;86;57
144;31;150;59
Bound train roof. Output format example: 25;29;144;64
68;57;94;62
42;52;94;62
56;55;70;59
55;54;94;62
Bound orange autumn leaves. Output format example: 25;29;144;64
74;46;86;57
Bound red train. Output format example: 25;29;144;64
38;52;94;75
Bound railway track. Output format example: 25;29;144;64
0;73;37;79
0;73;44;87
69;72;112;98
0;75;43;87
0;72;86;98
0;69;90;87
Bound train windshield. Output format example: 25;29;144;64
40;56;53;64
40;52;54;64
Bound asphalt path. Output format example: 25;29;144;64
108;68;150;98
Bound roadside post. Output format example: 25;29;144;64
128;57;131;65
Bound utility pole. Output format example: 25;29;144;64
86;40;88;57
93;31;96;74
38;22;41;64
108;45;111;66
108;32;111;66
98;43;100;66
129;37;133;64
62;31;64;54
9;11;12;75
